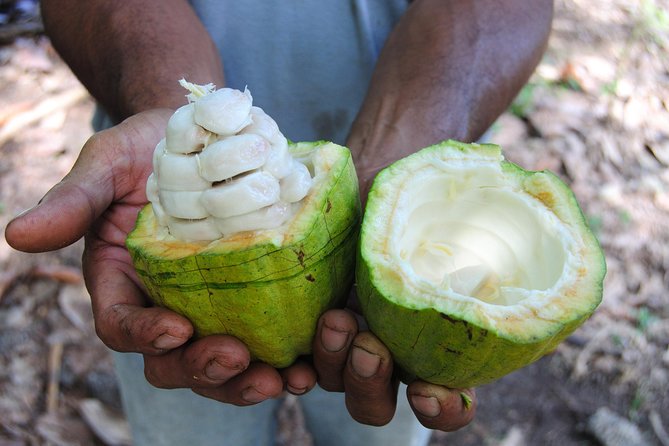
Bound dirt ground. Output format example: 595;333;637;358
1;0;668;445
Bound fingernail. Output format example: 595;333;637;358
241;387;269;403
204;360;237;381
411;395;442;418
321;324;349;352
286;384;308;395
153;333;184;350
351;346;381;378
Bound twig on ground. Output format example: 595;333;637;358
572;323;648;379
46;341;64;414
31;264;83;284
0;270;19;301
0;87;88;146
650;411;669;446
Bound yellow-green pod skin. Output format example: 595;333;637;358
356;140;606;388
127;142;360;368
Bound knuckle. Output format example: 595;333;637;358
95;305;136;350
83;132;102;151
143;363;169;389
93;314;124;352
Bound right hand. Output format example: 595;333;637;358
5;109;316;405
313;307;477;431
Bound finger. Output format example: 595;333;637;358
4;109;171;254
407;382;477;431
343;331;398;426
193;362;284;406
312;309;358;391
143;335;250;389
95;301;195;354
85;242;194;355
4;161;114;253
280;360;317;395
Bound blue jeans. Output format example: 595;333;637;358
114;352;432;446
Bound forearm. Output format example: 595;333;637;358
41;0;224;121
349;0;553;191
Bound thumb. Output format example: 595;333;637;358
5;167;114;253
5;108;172;253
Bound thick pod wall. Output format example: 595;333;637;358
356;140;605;388
127;142;360;368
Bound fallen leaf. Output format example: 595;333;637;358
32;264;83;284
36;413;94;446
587;407;648;446
58;283;93;333
79;399;132;446
0;270;19;301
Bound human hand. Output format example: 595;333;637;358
5;108;477;428
312;308;476;431
4;109;316;405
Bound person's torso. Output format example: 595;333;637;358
189;0;409;143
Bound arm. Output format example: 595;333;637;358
7;0;554;433
8;0;290;406
332;0;553;430
41;0;224;120
12;0;441;420
349;0;554;195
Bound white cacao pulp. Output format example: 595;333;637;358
147;80;313;241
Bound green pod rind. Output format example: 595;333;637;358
357;140;605;388
356;262;594;387
127;141;360;368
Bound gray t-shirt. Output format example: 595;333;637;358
94;1;409;143
189;0;409;144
